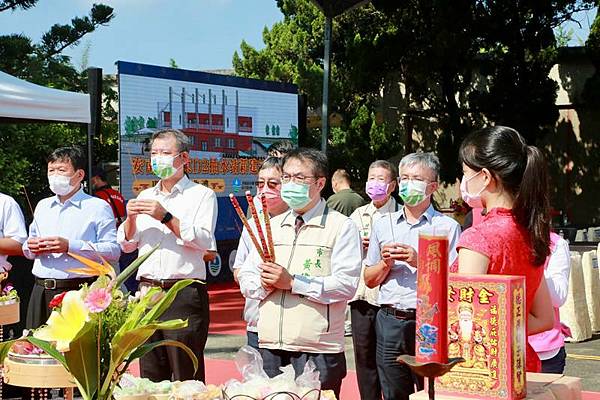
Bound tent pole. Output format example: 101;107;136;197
87;67;102;194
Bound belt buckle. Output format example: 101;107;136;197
43;279;57;290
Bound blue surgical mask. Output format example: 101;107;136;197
280;181;311;210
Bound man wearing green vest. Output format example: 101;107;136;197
238;148;362;398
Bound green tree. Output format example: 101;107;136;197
0;1;115;204
233;0;595;185
146;117;157;129
289;124;298;143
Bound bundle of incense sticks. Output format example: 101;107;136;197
229;192;275;262
260;193;275;260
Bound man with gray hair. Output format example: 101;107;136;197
364;152;461;400
348;159;399;400
118;129;218;382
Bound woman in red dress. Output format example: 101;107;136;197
452;126;554;372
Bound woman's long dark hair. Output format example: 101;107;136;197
459;126;551;265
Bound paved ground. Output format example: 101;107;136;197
206;332;600;392
565;334;600;392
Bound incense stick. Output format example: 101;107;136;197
260;194;275;263
245;191;271;262
229;194;265;262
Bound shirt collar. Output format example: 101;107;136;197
153;175;190;195
369;197;398;216
281;198;327;227
397;203;435;224
51;186;85;208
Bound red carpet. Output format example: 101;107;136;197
208;281;247;335
176;282;600;400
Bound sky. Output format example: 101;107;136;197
0;0;284;74
1;1;597;75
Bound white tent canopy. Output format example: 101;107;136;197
0;70;90;124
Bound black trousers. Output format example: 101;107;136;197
260;348;346;399
376;310;423;400
247;331;259;349
140;282;209;382
350;300;381;400
540;346;567;374
26;279;93;329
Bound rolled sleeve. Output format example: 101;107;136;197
238;248;269;300
22;217;40;260
293;218;361;304
22;241;34;260
117;223;140;254
178;190;217;252
545;238;571;307
2;196;27;244
68;239;86;253
365;223;382;267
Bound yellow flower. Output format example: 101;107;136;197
34;290;90;352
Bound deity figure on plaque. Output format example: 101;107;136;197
448;302;489;369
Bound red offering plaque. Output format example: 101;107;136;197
437;274;527;399
415;233;449;364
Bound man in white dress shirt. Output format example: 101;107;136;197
23;146;120;328
238;148;361;399
118;129;217;382
0;192;27;271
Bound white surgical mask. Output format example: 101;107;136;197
460;171;487;209
48;174;76;196
151;154;181;179
399;179;428;206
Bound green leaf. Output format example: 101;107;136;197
140;279;196;324
127;339;198;373
111;320;188;364
27;338;67;366
113;245;158;290
62;322;99;399
99;319;188;395
0;339;17;363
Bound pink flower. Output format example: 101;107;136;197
84;287;112;313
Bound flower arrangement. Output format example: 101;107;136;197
0;272;18;304
0;246;198;400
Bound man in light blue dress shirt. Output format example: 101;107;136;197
364;153;461;400
23;146;119;328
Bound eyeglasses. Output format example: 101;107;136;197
281;174;321;184
256;179;281;189
398;177;433;184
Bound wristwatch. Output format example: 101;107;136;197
161;211;173;224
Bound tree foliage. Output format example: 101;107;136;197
0;1;115;204
232;0;595;184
